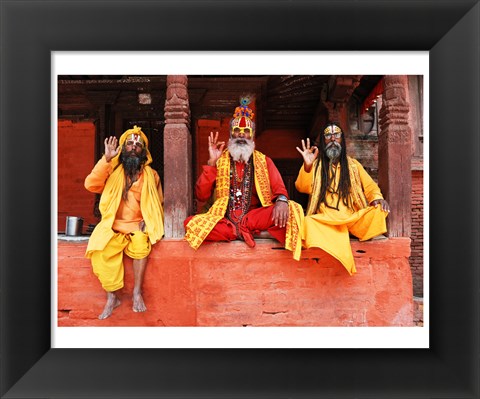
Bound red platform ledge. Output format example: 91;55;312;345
57;237;413;327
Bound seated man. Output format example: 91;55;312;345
295;122;390;275
85;126;164;319
184;96;303;260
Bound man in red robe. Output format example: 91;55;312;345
184;97;303;258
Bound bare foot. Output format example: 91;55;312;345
98;292;121;320
132;291;147;313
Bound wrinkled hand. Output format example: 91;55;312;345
207;131;225;166
296;138;319;173
104;136;120;162
272;201;289;228
370;199;390;213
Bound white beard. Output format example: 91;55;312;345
228;138;255;162
325;142;342;161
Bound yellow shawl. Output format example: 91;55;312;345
306;156;368;216
185;150;304;260
86;126;164;258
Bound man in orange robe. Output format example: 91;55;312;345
184;97;303;259
295;122;390;274
85;126;164;319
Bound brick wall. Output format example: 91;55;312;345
410;170;424;297
58;120;97;233
413;296;423;326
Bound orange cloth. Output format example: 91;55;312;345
84;156;163;234
84;126;164;258
295;157;388;274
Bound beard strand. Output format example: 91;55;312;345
121;148;147;201
325;142;342;161
228;138;255;162
121;148;147;178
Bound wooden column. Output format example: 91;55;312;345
326;75;362;121
378;75;412;237
163;75;192;238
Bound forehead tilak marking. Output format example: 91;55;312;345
324;124;342;134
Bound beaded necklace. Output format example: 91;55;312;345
227;158;253;230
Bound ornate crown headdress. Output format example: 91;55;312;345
231;95;255;136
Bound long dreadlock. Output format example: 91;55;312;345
314;122;353;211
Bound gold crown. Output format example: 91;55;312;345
231;95;255;136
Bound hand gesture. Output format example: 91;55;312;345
104;136;120;162
207;131;225;166
370;199;391;213
296;138;319;173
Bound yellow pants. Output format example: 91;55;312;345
91;231;151;292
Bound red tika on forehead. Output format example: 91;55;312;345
239;116;247;128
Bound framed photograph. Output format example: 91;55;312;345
1;1;478;398
54;54;428;351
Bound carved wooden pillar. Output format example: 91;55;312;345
322;76;362;125
322;101;341;123
163;75;192;238
378;75;412;237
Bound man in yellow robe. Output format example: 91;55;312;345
295;122;390;275
84;126;164;319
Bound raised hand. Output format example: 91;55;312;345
296;138;319;173
207;131;225;166
104;136;120;162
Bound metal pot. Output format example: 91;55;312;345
65;216;84;236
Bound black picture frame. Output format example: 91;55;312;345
1;1;479;398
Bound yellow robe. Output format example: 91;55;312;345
85;127;164;258
295;157;388;274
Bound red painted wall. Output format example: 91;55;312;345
58;238;413;327
195;120;306;174
255;129;305;159
58;120;97;233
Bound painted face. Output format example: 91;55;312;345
323;124;343;142
124;133;145;153
231;126;253;140
230;115;255;140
